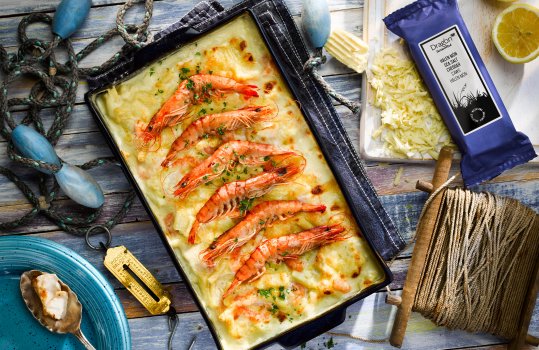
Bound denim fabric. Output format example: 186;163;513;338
87;0;405;260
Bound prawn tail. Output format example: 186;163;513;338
222;277;242;300
188;220;200;245
319;224;349;244
161;143;182;168
161;154;174;168
306;203;327;213
240;84;259;97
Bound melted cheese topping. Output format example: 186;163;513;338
369;49;454;159
96;13;384;350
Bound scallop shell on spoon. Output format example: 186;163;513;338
20;270;96;350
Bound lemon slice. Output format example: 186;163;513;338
325;29;369;73
492;3;539;63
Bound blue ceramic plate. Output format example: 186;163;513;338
0;236;130;350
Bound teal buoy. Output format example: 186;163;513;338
301;0;331;49
11;125;105;208
52;0;92;39
12;125;61;174
55;163;105;209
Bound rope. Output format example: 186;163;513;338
413;188;539;339
339;172;538;344
303;50;361;115
0;1;154;233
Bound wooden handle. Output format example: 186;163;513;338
389;146;454;348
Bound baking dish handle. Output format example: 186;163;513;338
276;308;346;349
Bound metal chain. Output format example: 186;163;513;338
0;1;153;233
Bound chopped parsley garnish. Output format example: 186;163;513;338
179;67;190;80
198;108;207;116
209;70;213;75
259;219;265;226
186;79;195;90
157;89;164;94
270;303;279;314
202;133;209;139
202;175;208;181
196;64;201;74
263;156;270;161
158;59;163;65
258;288;273;298
216;125;226;136
239;198;254;214
149;67;155;76
195;52;201;56
212;163;220;173
201;82;213;94
278;286;286;300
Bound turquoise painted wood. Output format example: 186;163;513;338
52;0;92;39
302;0;332;48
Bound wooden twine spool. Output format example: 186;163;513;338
389;147;539;349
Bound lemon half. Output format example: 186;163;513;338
492;3;539;63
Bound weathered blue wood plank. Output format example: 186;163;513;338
129;290;538;349
0;0;363;19
0;1;362;48
380;179;539;242
0;221;181;288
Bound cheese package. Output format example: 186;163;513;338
384;0;536;186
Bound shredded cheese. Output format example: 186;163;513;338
369;49;453;159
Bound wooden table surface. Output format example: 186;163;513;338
0;0;537;349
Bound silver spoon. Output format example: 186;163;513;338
19;270;96;350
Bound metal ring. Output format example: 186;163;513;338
85;225;112;251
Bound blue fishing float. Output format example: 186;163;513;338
7;0;104;209
301;0;331;49
11;125;105;209
52;0;92;40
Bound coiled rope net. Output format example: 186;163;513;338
0;0;154;234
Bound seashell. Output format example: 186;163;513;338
20;270;96;349
325;29;369;74
12;125;61;174
55;163;105;209
52;0;92;39
301;0;332;49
